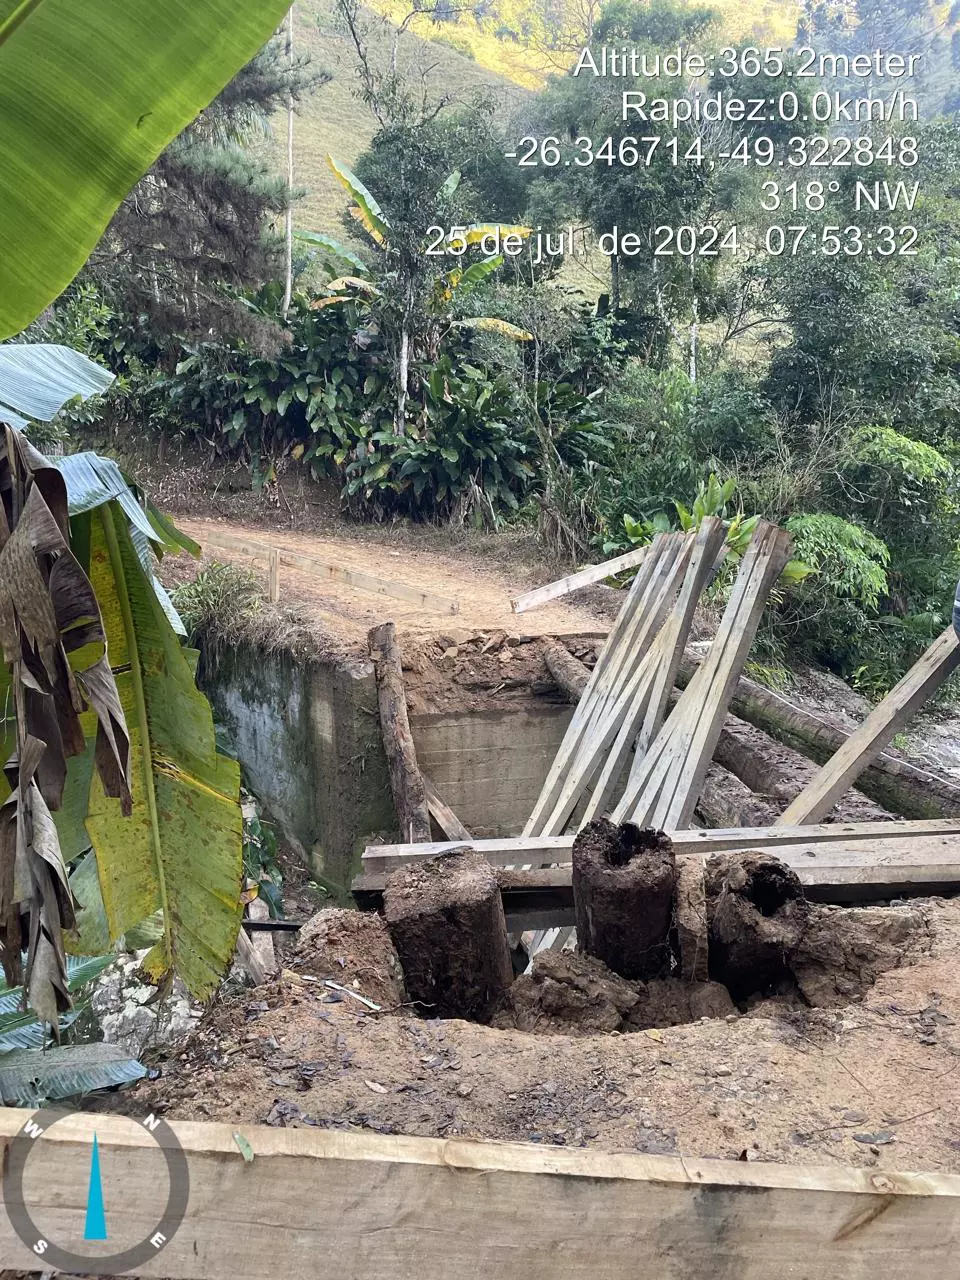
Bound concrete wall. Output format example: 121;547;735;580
200;643;573;892
410;706;572;838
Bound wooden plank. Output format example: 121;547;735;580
780;627;960;826
355;834;960;907
359;818;960;876
614;524;792;829
199;528;459;615
511;545;650;613
2;1110;959;1279
422;773;472;841
524;535;690;838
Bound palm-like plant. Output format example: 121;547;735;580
297;159;533;428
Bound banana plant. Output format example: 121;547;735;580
302;159;533;337
0;345;242;1020
0;0;294;339
297;160;533;428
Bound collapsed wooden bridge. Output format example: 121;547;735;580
356;520;960;934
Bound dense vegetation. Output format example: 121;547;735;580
37;0;960;694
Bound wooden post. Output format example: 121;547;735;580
779;627;960;826
369;622;432;843
384;849;514;1021
268;548;281;603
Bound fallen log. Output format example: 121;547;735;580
369;621;432;843
543;638;589;702
696;762;780;829
678;656;960;821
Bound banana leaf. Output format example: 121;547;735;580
0;1043;145;1104
79;502;243;999
54;452;187;634
0;0;293;339
0;952;113;1047
0;343;113;424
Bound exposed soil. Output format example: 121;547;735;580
116;896;960;1177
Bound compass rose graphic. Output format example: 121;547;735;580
3;1109;190;1273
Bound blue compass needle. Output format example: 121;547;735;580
83;1133;107;1241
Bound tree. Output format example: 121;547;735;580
85;34;321;348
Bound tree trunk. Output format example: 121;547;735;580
696;763;779;829
281;4;295;319
368;622;431;842
678;656;960;820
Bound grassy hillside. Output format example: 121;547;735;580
280;0;528;238
278;0;801;240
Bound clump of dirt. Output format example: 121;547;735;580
573;819;677;980
705;852;811;1000
494;950;736;1035
289;907;406;1008
791;903;932;1006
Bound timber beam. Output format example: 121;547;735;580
1;1109;959;1279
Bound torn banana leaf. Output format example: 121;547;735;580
78;502;243;999
0;428;131;1028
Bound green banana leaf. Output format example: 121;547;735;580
0;0;293;339
76;501;243;999
0;1043;145;1104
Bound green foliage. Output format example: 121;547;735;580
242;793;283;919
785;514;890;611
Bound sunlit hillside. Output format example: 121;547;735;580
278;0;527;238
277;0;802;240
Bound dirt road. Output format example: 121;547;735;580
175;516;613;643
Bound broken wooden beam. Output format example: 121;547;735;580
511;545;650;613
3;1109;959;1280
369;622;432;843
779;627;960;826
422;773;472;841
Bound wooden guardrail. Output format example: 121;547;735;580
200;528;460;615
